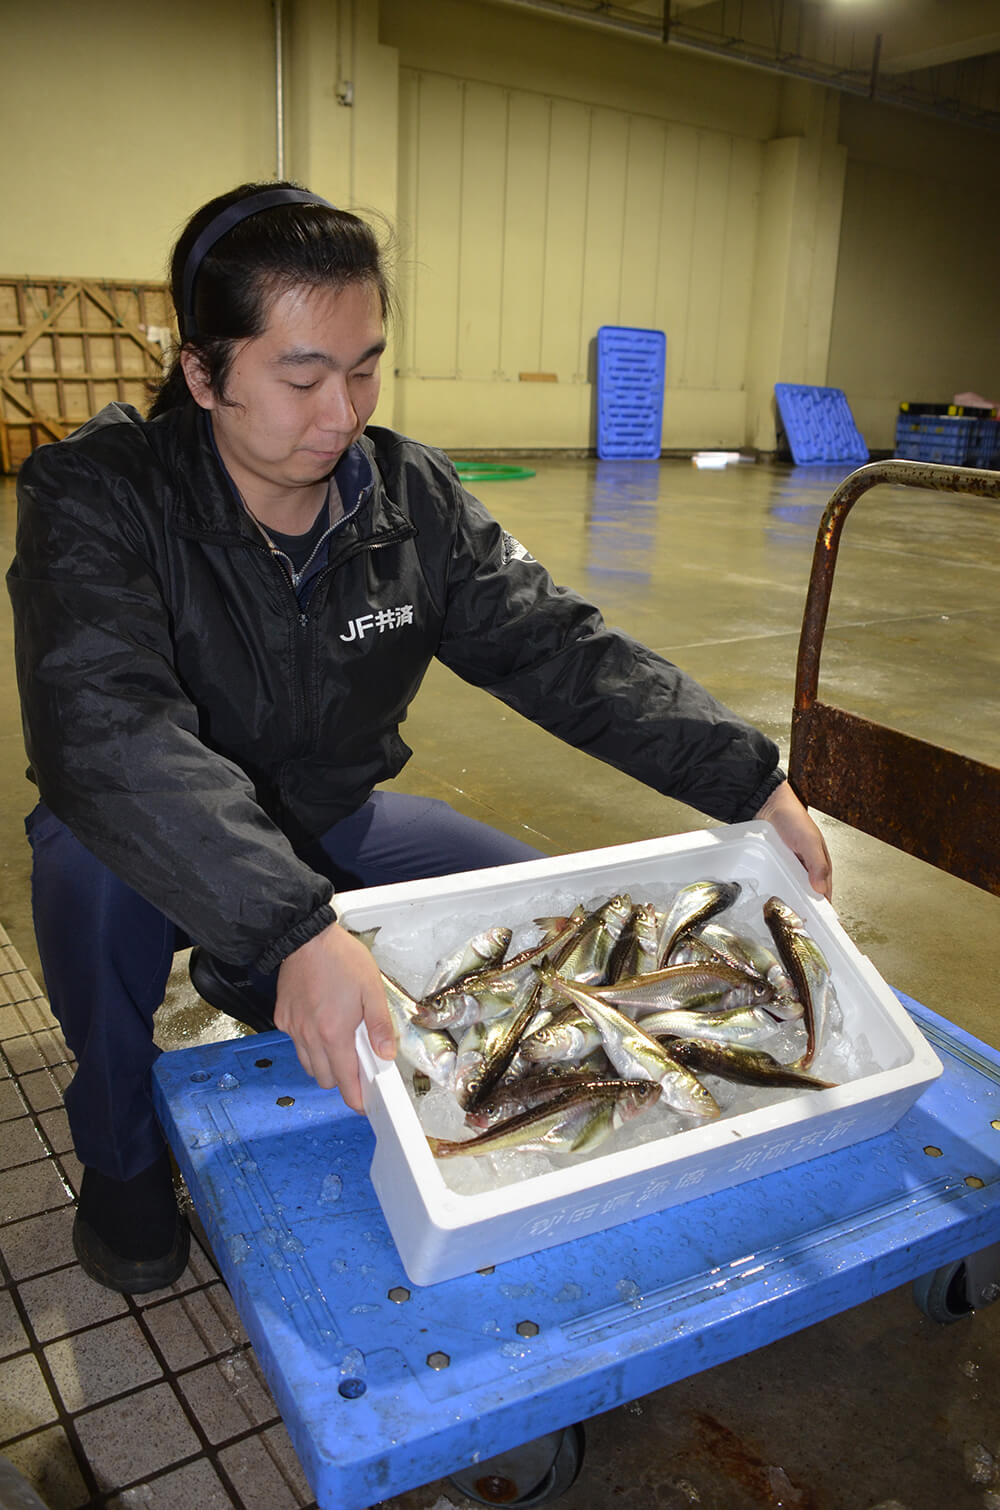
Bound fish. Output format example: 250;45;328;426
581;960;775;1017
534;963;720;1119
661;1036;836;1089
452;1019;492;1109
532;906;588;940
424;925;513;995
546;893;634;986
657;880;741;964
464;1065;613;1129
413;971;523;1033
690;922;801;1016
763;897;836;1069
462;995;546;1114
427;1078;662;1158
345;926;381;949
633;1004;785;1046
518;1005;605;1066
606;901;660;983
344;929;457;1085
413;907;589;1032
381;972;458;1087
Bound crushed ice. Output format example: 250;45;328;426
227;1233;251;1264
766;1465;805;1506
964;1441;996;1485
616;1278;643;1309
319;1173;343;1204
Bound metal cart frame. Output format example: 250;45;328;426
789;458;1000;896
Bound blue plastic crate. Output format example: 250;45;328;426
894;413;1000;467
774;383;868;465
975;418;1000;466
596;326;666;460
152;996;1000;1510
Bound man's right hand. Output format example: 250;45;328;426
273;921;396;1111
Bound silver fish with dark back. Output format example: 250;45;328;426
534;962;720;1119
657;880;741;964
763;897;835;1069
428;1077;662;1158
661;1036;836;1089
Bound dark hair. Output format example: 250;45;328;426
149;180;396;417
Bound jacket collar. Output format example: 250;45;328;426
152;401;399;542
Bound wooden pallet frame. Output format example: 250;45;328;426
0;276;173;472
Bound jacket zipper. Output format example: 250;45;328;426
245;522;416;791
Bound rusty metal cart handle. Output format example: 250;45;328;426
789;458;1000;896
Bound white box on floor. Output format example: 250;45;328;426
348;823;941;1286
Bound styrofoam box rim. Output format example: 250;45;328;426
344;824;942;1272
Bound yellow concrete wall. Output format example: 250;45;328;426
4;0;998;454
745;87;847;450
0;0;401;416
385;0;786;451
0;0;399;271
827;98;1000;450
0;0;278;281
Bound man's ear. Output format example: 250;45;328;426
180;348;215;410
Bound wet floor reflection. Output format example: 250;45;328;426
766;464;859;545
585;461;660;581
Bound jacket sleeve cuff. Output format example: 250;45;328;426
730;767;785;824
253;898;338;974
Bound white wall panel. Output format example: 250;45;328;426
619;117;668;334
716;137;762;393
456;82;508;378
540;100;592;382
397;65;764;446
499;92;552;378
685;133;731;391
654;124;699;392
409;73;464;377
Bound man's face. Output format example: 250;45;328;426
184;280;385;502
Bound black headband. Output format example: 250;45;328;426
180;187;336;339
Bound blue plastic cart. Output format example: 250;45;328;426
152;1000;1000;1510
153;459;1000;1508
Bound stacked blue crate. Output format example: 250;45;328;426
773;384;869;466
895;411;1000;466
596;326;666;460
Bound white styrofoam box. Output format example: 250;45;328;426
347;822;942;1286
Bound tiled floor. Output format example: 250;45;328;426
0;924;319;1510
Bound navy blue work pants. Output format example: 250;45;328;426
26;794;544;1181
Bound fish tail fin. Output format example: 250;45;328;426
426;1135;457;1158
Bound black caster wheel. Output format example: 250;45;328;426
913;1260;973;1324
449;1423;586;1506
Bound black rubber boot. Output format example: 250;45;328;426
73;1150;190;1294
188;947;277;1033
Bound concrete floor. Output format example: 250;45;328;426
1;455;998;1509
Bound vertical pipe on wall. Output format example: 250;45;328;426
275;0;286;180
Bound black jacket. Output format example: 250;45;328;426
7;401;782;971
